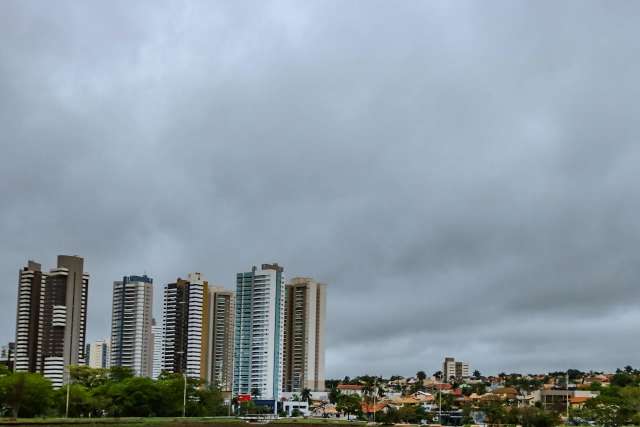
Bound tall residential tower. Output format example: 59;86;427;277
233;263;285;401
283;277;326;392
14;261;45;373
110;275;153;377
41;256;89;387
207;287;235;391
151;319;163;380
162;273;209;379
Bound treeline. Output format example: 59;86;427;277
0;365;227;418
571;370;640;427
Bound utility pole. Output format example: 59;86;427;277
566;371;570;421
183;373;187;417
373;377;377;424
439;388;442;426
65;366;71;418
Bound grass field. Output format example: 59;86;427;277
0;417;241;426
0;418;368;427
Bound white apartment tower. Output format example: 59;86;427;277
110;275;154;377
283;277;326;392
88;338;111;369
233;263;285;401
151;319;163;380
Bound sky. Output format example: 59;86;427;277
1;1;640;379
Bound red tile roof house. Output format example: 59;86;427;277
337;384;365;396
430;383;453;393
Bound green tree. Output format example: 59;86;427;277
611;372;635;388
398;405;420;424
512;406;561;427
52;384;91;417
0;372;53;417
110;376;162;416
480;400;506;425
0;365;10;377
69;365;109;388
328;386;342;404
301;387;312;403
336;394;361;420
378;406;399;425
108;366;134;382
192;384;226;416
413;371;426;393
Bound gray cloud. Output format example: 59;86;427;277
1;0;640;378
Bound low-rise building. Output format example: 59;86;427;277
528;389;599;410
282;400;310;416
337;384;364;396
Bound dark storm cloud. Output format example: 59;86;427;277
2;0;640;377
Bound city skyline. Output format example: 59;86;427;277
2;1;640;379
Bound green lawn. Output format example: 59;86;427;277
0;418;366;427
0;417;242;426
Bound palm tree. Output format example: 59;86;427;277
416;371;427;391
362;378;375;402
301;388;312;403
328;386;342;404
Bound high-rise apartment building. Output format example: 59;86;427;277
111;275;153;377
443;357;470;382
233;263;285;401
87;338;111;369
14;261;45;373
207;287;234;391
162;273;210;379
39;256;89;387
283;277;326;392
151;319;163;380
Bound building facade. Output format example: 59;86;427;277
39;256;89;387
283;277;326;392
233;263;285;401
151;319;163;380
443;357;470;382
111;275;153;377
207;287;235;391
14;261;45;373
87;339;111;369
162;273;210;379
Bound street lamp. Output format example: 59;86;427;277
183;372;187;417
439;387;442;426
65;366;71;418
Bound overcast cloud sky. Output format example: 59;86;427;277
2;1;640;378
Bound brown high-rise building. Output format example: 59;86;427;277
162;273;210;380
206;287;234;391
41;256;89;387
283;277;326;392
14;256;89;387
15;261;45;373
